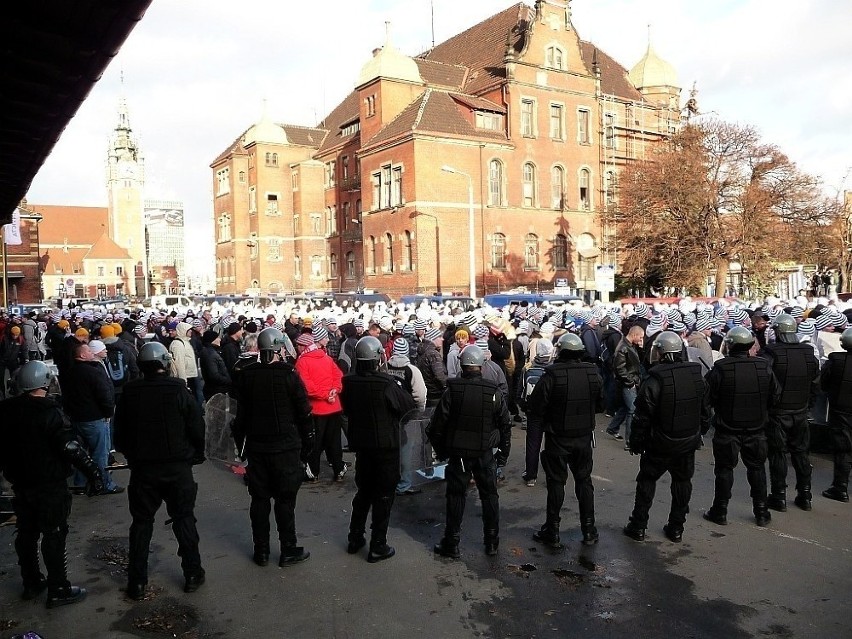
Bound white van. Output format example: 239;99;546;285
143;295;193;310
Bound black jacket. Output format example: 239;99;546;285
612;339;642;388
199;344;231;399
415;340;447;404
61;359;115;422
220;335;242;373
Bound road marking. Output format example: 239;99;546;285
757;527;833;551
591;475;612;483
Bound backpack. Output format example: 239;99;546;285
521;365;547;408
105;345;129;386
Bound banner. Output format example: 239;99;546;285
3;209;22;246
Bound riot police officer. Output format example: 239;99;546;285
759;314;820;511
820;327;852;503
527;333;602;548
704;327;780;527
624;332;709;543
340;336;417;562
114;342;206;600
231;327;314;567
428;346;511;558
0;360;103;608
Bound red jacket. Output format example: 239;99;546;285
295;348;343;416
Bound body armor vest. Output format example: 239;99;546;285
765;343;818;412
120;377;196;463
238;362;303;445
441;377;499;457
544;362;600;437
342;373;400;451
648;362;704;455
713;357;772;432
825;352;852;414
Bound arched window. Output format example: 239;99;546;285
524;233;539;269
403;231;413;270
346;251;355;278
311;255;322;278
576;233;599;282
385;232;394;273
553;234;568;269
368;236;377;273
491;233;507;269
294;254;301;280
578;168;592;210
551;165;565;209
522;162;537;207
546;45;565;70
330;253;338;278
488;159;504;206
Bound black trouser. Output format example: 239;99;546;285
444;449;499;541
246;449;302;548
127;463;202;585
13;482;71;593
767;410;811;494
711;430;768;509
308;413;344;479
349;450;399;546
540;432;594;527
524;414;544;479
828;421;852;489
629;452;695;528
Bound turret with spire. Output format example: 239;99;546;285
628;27;681;108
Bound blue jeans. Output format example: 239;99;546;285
607;385;637;441
396;420;416;493
72;419;117;490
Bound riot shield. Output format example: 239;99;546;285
401;406;446;486
204;393;239;463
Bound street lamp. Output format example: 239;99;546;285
441;165;476;299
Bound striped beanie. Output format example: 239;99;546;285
413;319;429;331
472;324;489;339
458;312;477;327
312;325;329;342
425;327;443;342
813;313;833;330
797;319;816;338
392;337;409;358
296;333;314;347
788;306;804;319
695;317;713;331
402;324;415;337
474;338;490;350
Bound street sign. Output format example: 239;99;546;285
595;264;615;293
66;278;74;288
555;278;569;288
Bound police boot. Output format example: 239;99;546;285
279;545;311;567
794;486;812;511
483;529;499;556
703;501;728;525
252;541;270;567
434;533;461;559
754;502;772;527
532;522;562;549
347;530;366;555
580;518;599;546
767;492;787;512
822;485;850;503
663;523;683;543
46;585;87;609
367;541;396;563
622;521;646;542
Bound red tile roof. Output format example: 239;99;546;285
580;42;644;102
42;247;88;276
280;125;327;147
414;58;467;90
85;232;131;260
32;204;108;245
317;90;361;155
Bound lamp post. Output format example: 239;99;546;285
441;165;476;299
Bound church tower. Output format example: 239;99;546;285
106;96;147;296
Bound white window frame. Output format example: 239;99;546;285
577;108;591;145
549;102;565;141
520;97;537;138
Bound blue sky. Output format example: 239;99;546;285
26;0;852;279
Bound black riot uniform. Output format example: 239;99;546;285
231;356;313;567
626;361;709;542
0;391;102;607
114;365;206;599
759;341;820;510
820;350;852;501
705;351;780;526
427;367;511;557
340;363;416;562
528;352;602;547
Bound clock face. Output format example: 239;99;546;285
121;164;134;178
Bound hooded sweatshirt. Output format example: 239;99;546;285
168;321;198;381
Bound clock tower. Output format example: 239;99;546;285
106;96;147;296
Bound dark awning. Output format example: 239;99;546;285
0;0;153;223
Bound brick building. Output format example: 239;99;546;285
211;0;681;297
1;206;43;306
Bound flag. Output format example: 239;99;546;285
3;209;22;246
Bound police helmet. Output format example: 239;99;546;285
459;345;485;367
555;333;584;353
772;313;798;343
654;331;683;354
138;341;172;370
841;327;852;351
16;360;53;392
355;336;384;361
724;326;755;349
257;327;287;352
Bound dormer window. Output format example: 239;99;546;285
475;112;503;131
546;45;565;70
